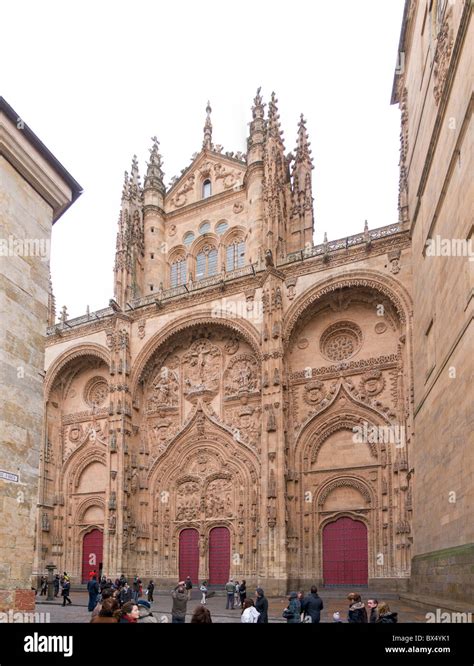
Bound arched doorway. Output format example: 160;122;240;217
209;527;230;585
323;517;368;585
81;529;103;583
179;529;199;583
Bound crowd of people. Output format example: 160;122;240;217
76;573;398;624
38;569;397;624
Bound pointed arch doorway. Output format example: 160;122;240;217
322;517;368;585
179;528;199;583
81;529;103;583
208;527;230;585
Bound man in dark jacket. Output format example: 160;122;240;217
301;586;324;623
255;587;268;623
119;583;133;606
61;579;72;606
367;598;379;623
53;574;60;598
172;583;188;623
87;576;100;612
184;576;193;601
147;580;155;603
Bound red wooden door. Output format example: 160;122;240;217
82;529;103;583
209;527;230;585
179;529;199;584
323;517;368;585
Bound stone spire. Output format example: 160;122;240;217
267;92;284;142
289;113;314;253
247;87;266;165
293;114;313;170
114;156;145;307
129;155;141;202
144;136;165;193
262;92;290;260
202;101;213;150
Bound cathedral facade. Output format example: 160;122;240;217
36;89;415;595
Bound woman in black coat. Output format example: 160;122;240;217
239;580;247;607
347;592;368;623
255;587;268;623
376;602;398;623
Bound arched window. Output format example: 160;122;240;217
196;245;218;280
215;220;229;235
199;220;211;235
170;257;187;287
202;179;212;199
226;239;245;271
183;231;195;246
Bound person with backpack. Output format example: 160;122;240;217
199;581;208;605
283;592;301;623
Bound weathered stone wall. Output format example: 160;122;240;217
0;156;52;611
393;0;473;602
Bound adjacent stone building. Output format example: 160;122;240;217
0;97;81;611
391;0;473;605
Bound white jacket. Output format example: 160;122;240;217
241;606;260;623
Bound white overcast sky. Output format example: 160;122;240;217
2;0;405;319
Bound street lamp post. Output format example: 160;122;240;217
45;563;56;601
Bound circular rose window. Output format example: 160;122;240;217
320;321;363;362
84;376;109;408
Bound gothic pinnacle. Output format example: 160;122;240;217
294;113;313;168
129;155;141;200
121;170;129;200
203;101;213;150
267;92;283;140
252;86;265;119
144;136;165;190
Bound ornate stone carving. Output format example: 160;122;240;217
318;477;372;507
303;380;325;406
224;336;239;355
320;321;363;362
170;174;195;208
375;322;387;334
137;320;146;339
183;339;221;402
233;202;244;214
433;9;454;105
359;370;385;397
84;376;109;408
224;353;259;397
147;366;179;412
205;478;233;519
176;481;200;521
